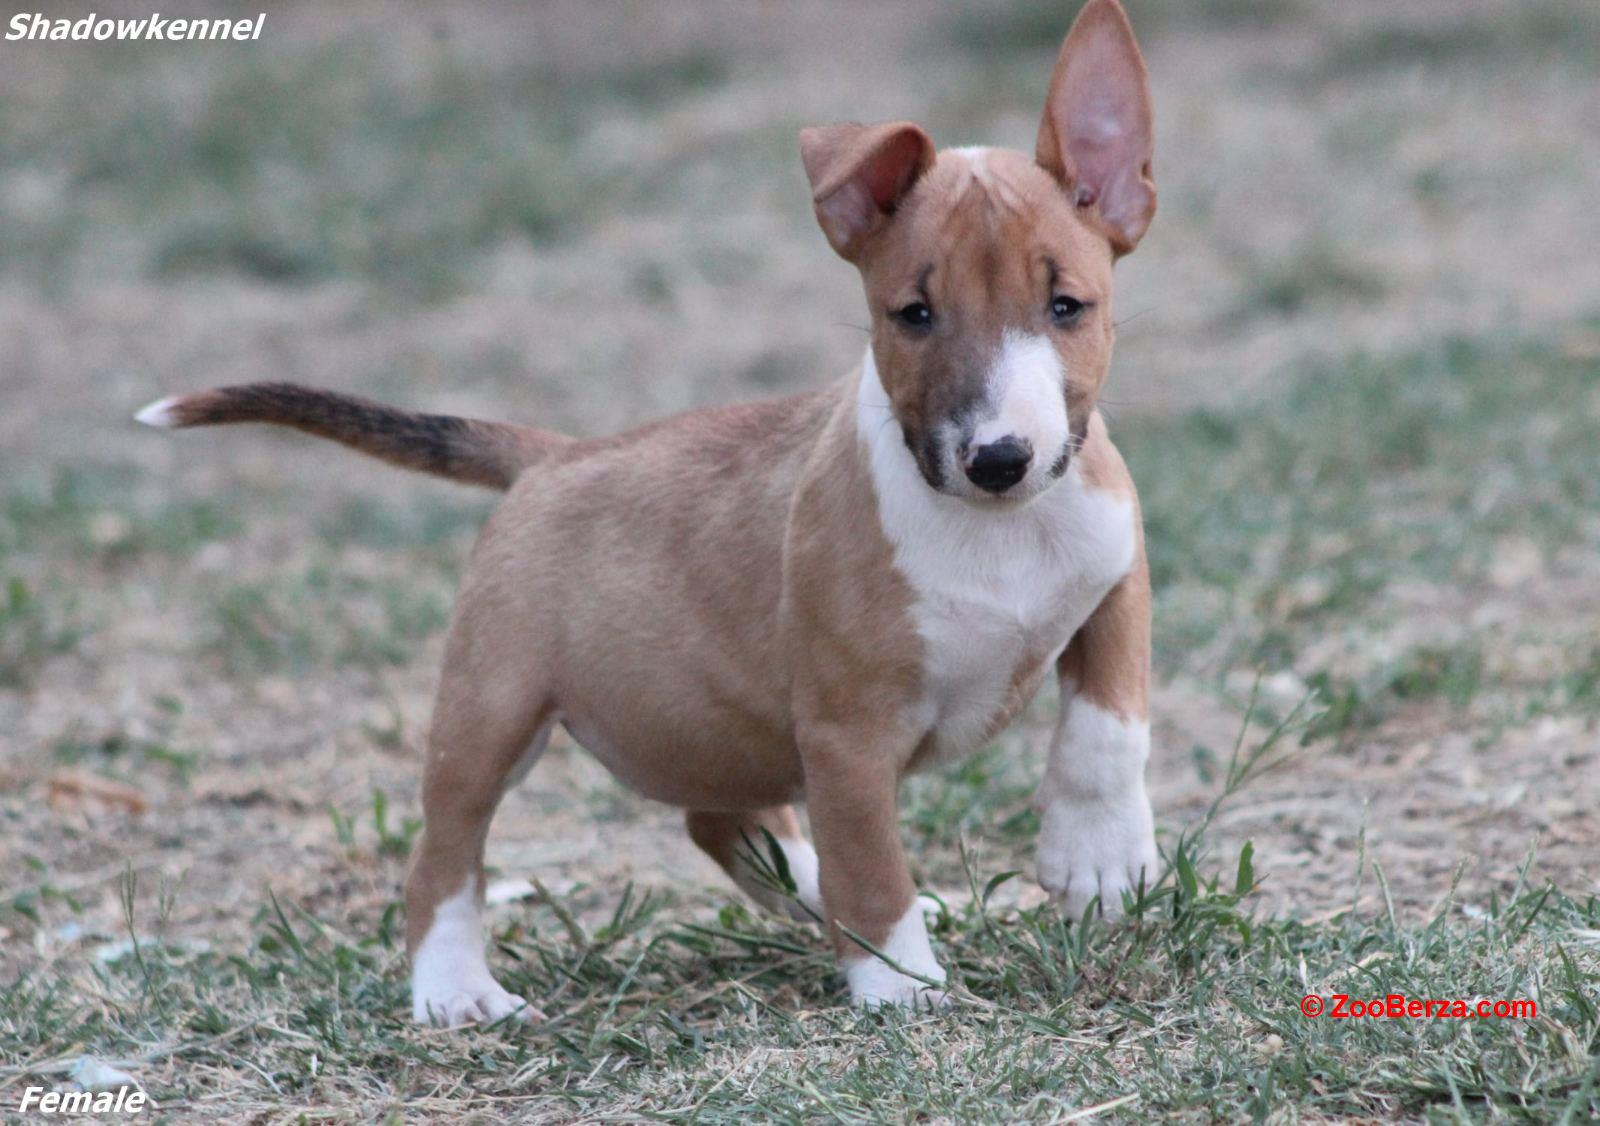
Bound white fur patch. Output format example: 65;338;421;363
970;331;1070;470
737;835;823;921
857;351;1136;764
410;878;534;1026
1035;695;1156;919
844;898;948;1009
776;836;822;915
133;397;179;428
946;144;991;177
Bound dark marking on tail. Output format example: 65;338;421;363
138;382;568;490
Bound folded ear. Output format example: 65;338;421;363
1036;0;1155;256
799;121;936;260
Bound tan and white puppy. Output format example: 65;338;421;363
138;0;1159;1022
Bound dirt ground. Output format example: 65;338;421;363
3;0;1597;1014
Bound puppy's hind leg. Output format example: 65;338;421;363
405;607;555;1027
686;806;822;922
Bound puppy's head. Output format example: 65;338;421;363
801;0;1154;503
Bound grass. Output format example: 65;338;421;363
3;1;1598;1117
207;568;452;674
0;576;85;689
1123;331;1600;695
3;711;1597;1120
54;733;201;788
0;464;256;684
314;494;490;557
1;466;242;565
1315;2;1600;81
329;790;424;862
4;318;1596;1118
1234;241;1385;319
0;38;731;297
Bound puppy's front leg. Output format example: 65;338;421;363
1036;549;1158;919
802;728;947;1008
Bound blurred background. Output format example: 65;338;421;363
2;0;1597;963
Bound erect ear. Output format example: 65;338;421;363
799;121;936;261
1036;0;1156;256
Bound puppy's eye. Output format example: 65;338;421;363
893;302;933;330
1051;295;1087;324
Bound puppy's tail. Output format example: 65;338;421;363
134;382;568;490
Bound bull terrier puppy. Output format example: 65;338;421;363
139;0;1159;1023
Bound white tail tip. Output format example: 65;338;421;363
134;396;180;428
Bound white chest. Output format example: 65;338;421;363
858;359;1137;760
896;477;1134;760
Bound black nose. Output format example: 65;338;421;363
964;436;1033;494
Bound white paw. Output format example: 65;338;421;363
410;877;539;1027
412;978;539;1026
1036;794;1156;920
844;898;948;1009
850;970;950;1011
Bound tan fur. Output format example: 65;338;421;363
147;0;1161;1015
405;17;1157;967
1058;412;1150;724
413;0;1164;990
